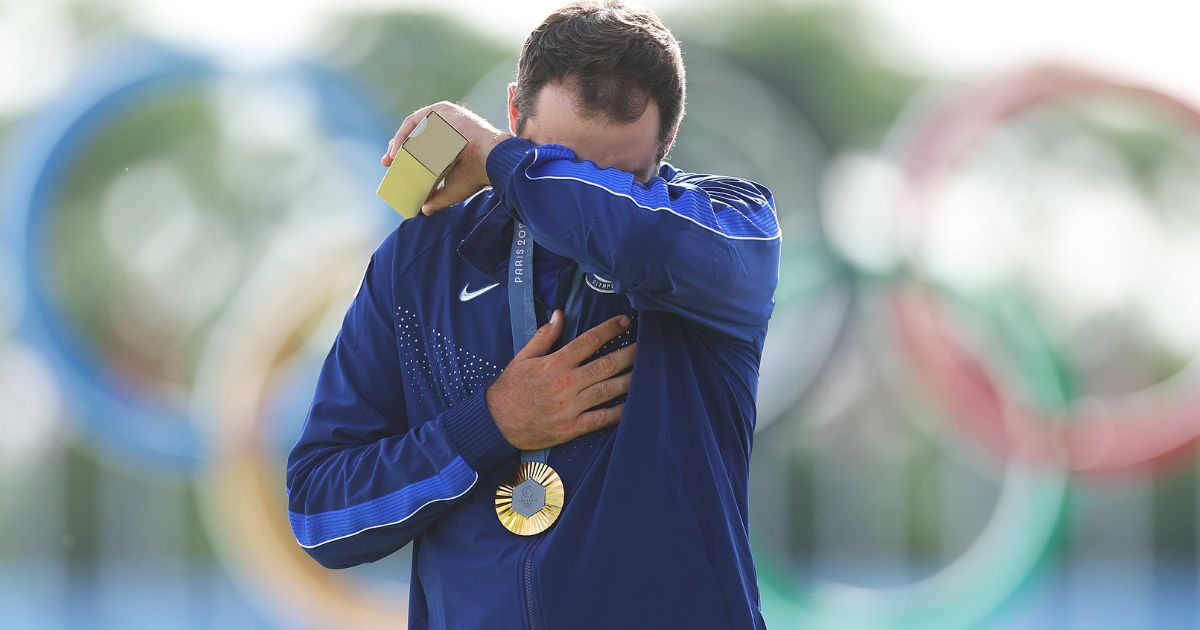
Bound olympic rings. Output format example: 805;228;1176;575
11;39;1173;628
755;276;1070;629
881;65;1200;473
191;221;408;628
3;42;389;469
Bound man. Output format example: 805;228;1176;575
285;1;780;628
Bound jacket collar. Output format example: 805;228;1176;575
455;189;513;285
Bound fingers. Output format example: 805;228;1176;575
420;166;484;215
576;342;636;386
382;101;449;166
391;103;440;153
572;403;624;438
576;371;632;409
554;314;632;367
514;309;563;360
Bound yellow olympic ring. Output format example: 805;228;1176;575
191;223;408;629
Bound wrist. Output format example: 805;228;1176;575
485;135;538;196
484;380;515;445
481;131;514;185
443;386;519;471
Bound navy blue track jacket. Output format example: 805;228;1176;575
285;136;781;629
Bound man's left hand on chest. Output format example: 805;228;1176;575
380;101;514;216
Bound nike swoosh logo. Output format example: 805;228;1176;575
459;282;500;302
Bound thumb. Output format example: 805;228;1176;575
515;309;562;359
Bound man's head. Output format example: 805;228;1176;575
506;0;686;183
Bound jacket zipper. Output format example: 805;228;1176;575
523;304;553;630
523;535;545;630
458;208;554;630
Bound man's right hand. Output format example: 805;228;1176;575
486;311;636;451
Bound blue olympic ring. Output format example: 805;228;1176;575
2;41;393;468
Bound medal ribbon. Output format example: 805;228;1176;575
508;221;586;466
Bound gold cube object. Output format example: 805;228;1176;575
377;110;469;219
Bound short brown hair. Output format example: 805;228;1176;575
513;0;686;162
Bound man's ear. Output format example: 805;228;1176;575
654;125;678;166
507;82;519;136
661;125;678;159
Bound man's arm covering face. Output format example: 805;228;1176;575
284;229;518;569
486;137;781;343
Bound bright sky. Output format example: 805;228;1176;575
864;0;1200;101
2;0;1199;114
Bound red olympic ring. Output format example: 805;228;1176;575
883;64;1200;474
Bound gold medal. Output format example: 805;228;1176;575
495;460;565;535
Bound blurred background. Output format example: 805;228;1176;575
3;0;1200;628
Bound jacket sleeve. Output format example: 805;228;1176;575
284;227;518;569
486;136;781;343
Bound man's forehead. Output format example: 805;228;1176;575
516;77;664;181
531;83;659;140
